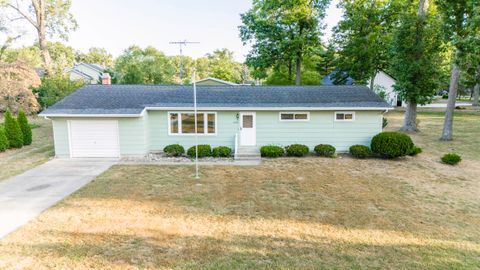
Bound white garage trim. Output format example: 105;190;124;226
68;120;120;158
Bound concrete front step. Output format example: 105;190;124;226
235;146;261;161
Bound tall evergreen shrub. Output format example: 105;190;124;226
4;111;23;148
0;127;8;151
17;111;32;145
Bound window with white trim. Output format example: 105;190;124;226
279;112;310;121
169;112;216;135
335;112;355;121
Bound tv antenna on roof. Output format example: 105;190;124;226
169;40;200;83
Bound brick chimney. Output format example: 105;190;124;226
101;73;111;85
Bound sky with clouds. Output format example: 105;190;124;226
9;0;342;62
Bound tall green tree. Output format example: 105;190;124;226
437;0;480;140
32;75;83;108
333;0;403;87
75;47;114;68
240;0;330;85
115;46;175;84
1;0;78;75
206;49;244;83
316;43;337;79
390;0;443;132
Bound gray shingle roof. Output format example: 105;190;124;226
40;84;391;116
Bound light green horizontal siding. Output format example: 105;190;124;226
49;110;383;157
52;119;69;157
118;117;148;156
256;111;382;152
147;111;238;151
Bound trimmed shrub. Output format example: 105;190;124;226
441;153;461;165
371;132;414;159
163;144;185;157
285;144;309;157
187;144;212;158
260;145;285;158
0;127;8;151
4;111;23;148
314;144;336;158
17;110;32;145
349;145;372;159
408;145;422;156
212;146;232;157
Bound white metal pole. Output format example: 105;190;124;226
193;68;199;179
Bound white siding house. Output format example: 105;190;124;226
368;70;402;107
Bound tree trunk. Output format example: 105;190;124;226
295;53;301;86
32;0;52;75
473;83;479;106
369;70;376;90
418;0;429;18
398;0;427;133
473;66;480;106
287;60;292;81
400;101;418;132
440;63;460;141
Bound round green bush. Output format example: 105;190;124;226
0;127;8;151
17;110;32;146
163;144;185;157
212;146;232;157
408;146;422;156
285;144;309;157
4;111;23;148
370;132;414;159
187;144;212;158
349;145;372;159
441;153;461;165
260;145;285;158
314;144;336;158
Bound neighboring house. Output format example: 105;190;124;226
66;63;105;84
368;70;402;107
39;84;391;159
195;77;238;86
321;70;354;86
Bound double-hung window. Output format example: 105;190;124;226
279;112;310;121
169;112;216;135
335;112;355;121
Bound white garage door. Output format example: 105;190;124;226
69;120;120;158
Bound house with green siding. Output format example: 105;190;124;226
39;84;391;158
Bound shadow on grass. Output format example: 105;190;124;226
12;230;480;269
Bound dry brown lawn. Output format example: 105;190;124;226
0;116;54;181
0;111;479;269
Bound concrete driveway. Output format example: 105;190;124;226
0;159;116;239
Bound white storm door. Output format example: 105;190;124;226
239;112;256;146
69;120;120;158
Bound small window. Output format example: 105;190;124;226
279;112;309;121
335;112;355;121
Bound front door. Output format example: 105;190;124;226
240;112;256;146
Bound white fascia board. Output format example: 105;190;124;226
145;106;393;111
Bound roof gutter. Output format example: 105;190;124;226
144;106;393;111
